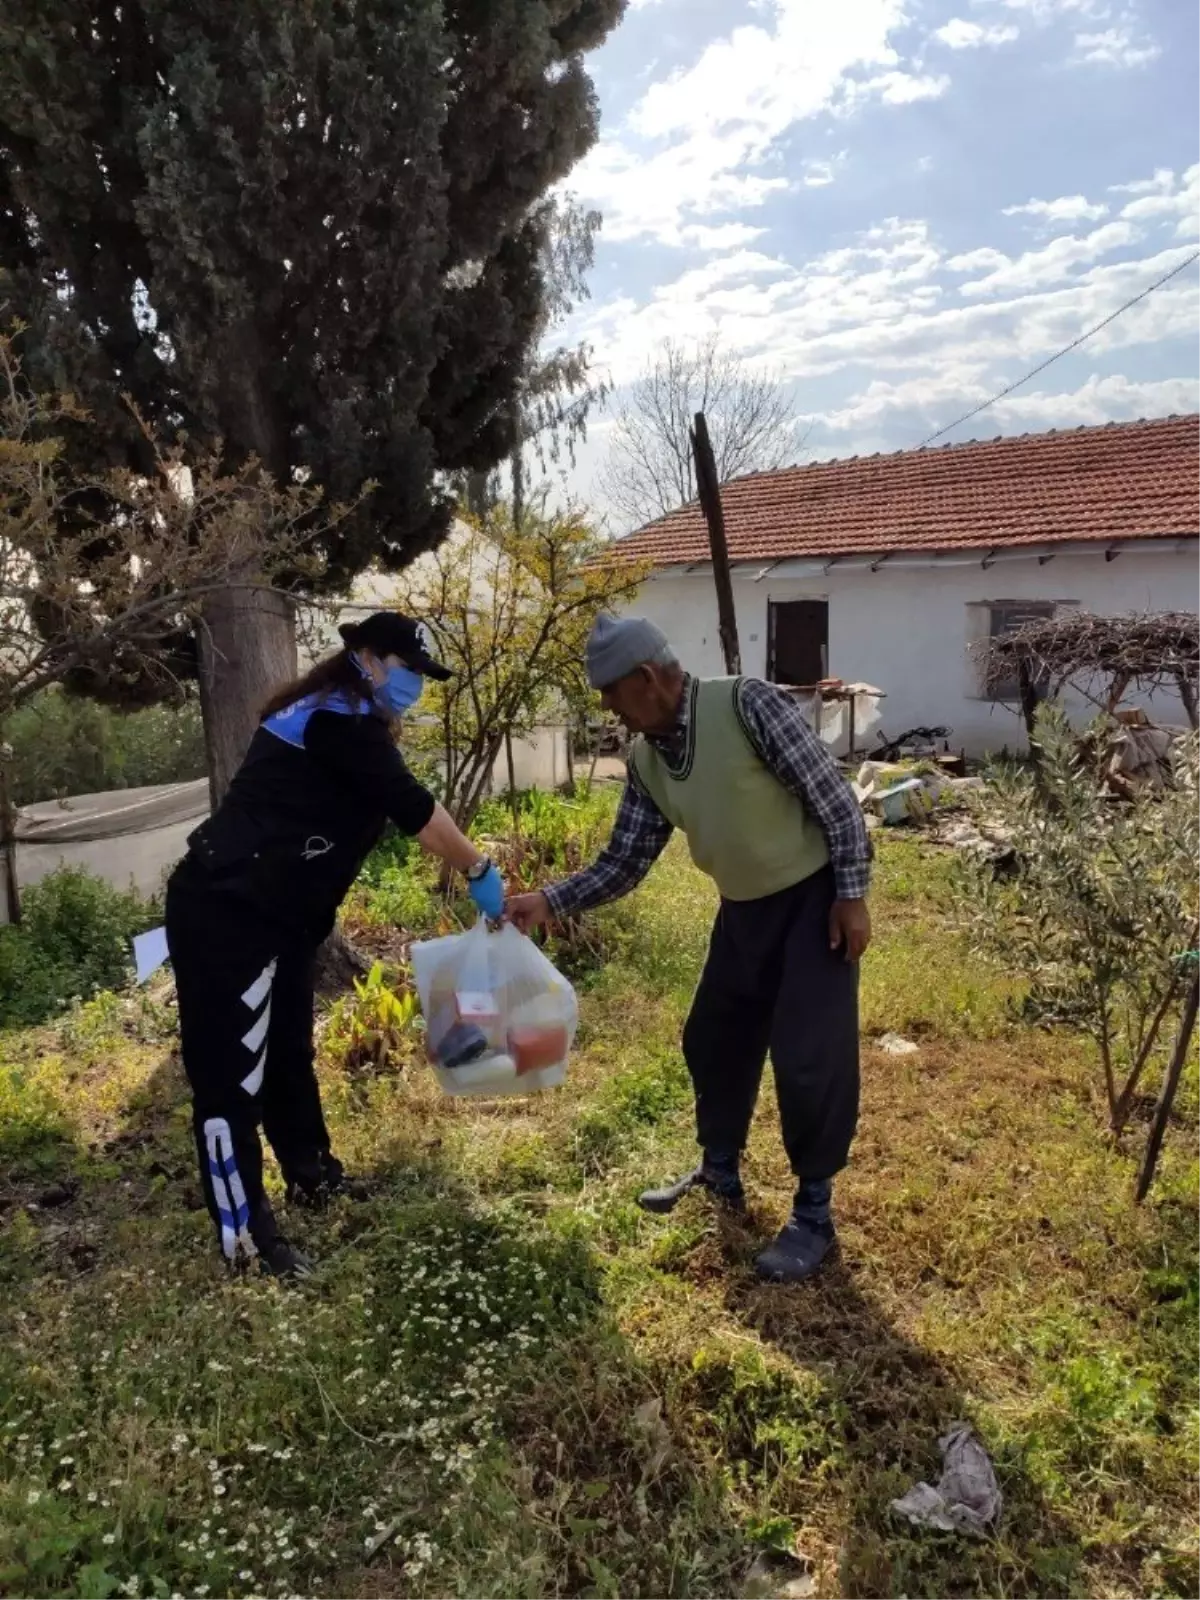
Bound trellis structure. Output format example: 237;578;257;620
982;610;1199;739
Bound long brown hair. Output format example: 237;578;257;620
259;648;368;721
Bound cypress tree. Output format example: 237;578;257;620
0;0;624;789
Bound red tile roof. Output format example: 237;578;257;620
614;415;1200;567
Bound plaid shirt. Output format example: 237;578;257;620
545;676;872;918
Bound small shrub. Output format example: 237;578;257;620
326;961;420;1073
360;863;437;933
357;826;417;886
478;784;632;978
0;869;154;1028
0;1061;73;1177
963;709;1198;1135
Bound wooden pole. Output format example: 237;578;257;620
689;410;741;675
1135;969;1198;1203
0;749;21;927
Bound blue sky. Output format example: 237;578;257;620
556;0;1199;523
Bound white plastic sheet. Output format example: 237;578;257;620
133;926;171;984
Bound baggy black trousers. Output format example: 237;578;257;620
682;866;860;1182
165;865;335;1258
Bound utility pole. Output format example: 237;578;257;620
690;410;741;675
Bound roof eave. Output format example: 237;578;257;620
640;533;1199;578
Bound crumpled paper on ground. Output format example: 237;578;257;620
890;1422;1002;1537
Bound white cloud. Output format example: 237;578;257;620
573;0;946;243
1073;26;1160;67
1113;165;1200;237
946;246;1010;272
846;71;950;107
955;220;1144;297
934;18;1020;48
970;1;1161;69
678;222;768;251
629;0;906;141
801;158;840;188
990;373;1199;425
1003;194;1108;225
986;0;1105;16
574;134;790;245
1110;168;1175;196
570;158;1198;457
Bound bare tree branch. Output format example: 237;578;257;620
597;334;801;531
390;497;646;827
0;329;365;724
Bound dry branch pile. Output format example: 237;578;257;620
981;611;1198;725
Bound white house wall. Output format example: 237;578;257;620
631;545;1199;755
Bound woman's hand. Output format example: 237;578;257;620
467;861;505;921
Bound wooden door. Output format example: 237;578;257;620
768;600;829;686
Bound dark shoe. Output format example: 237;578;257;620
285;1158;371;1211
246;1199;314;1280
638;1161;746;1215
256;1233;314;1280
755;1217;836;1283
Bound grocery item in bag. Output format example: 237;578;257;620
410;920;578;1097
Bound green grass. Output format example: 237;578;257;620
0;832;1196;1599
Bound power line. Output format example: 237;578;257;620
918;248;1200;449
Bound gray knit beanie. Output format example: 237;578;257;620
586;614;675;690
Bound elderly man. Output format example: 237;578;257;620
507;615;872;1282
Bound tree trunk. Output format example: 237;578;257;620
0;753;20;926
197;585;298;806
510;406;525;531
1175;669;1198;731
505;728;520;837
196;587;372;996
312;926;371;1000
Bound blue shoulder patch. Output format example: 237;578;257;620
262;688;366;749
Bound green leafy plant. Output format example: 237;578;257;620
0;869;155;1029
328;961;419;1074
5;691;206;807
963;707;1198;1137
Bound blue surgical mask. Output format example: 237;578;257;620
353;653;425;716
374;664;425;716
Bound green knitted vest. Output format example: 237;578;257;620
629;677;829;902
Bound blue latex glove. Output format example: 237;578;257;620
468;862;505;920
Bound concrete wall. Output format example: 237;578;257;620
505;725;570;791
6;733;572;920
629;542;1198;755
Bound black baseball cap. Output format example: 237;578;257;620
338;612;453;680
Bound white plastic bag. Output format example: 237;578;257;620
409;920;578;1097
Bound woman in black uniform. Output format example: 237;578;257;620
166;611;505;1277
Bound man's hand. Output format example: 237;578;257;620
829;897;871;963
506;890;552;936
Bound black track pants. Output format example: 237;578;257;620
681;866;860;1182
165;866;336;1258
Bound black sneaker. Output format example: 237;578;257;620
285;1171;371;1211
638;1161;746;1215
256;1233;315;1280
754;1216;836;1283
246;1198;314;1280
